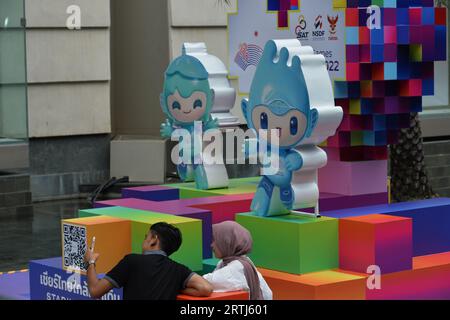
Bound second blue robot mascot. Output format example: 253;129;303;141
242;40;319;217
160;52;219;190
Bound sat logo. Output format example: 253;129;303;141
295;15;309;40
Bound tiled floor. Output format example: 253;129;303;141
0;199;91;272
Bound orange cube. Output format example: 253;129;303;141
61;216;131;275
259;268;366;300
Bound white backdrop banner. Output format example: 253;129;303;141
228;0;345;94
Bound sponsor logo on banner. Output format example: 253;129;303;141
312;15;325;40
315;15;323;29
327;15;339;40
295;15;309;40
234;43;264;71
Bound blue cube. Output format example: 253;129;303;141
384;62;397;80
346;27;359;45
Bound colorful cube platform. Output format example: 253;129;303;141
15;167;450;300
95;179;389;264
236;213;339;274
323;198;450;256
339;214;413;274
259;268;366;300
29;257;123;300
61;216;131;274
79;207;203;271
106;182;389;216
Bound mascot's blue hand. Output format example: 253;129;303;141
160;119;174;138
204;117;219;130
285;151;303;172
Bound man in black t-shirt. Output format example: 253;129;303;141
84;222;213;300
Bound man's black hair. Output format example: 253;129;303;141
150;222;183;256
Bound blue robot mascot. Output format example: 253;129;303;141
160;52;225;190
242;40;319;217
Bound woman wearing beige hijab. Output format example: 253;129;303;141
202;221;273;300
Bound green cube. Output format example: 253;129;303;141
180;188;218;199
165;177;260;199
197;258;220;276
236;213;339;274
79;207;203;271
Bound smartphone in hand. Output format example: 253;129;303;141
90;236;96;252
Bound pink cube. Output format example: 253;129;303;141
384;26;397;44
339;214;413;274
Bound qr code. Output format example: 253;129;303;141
63;223;87;272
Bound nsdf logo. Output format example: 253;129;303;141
312;15;325;39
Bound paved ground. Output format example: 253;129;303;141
0;199;90;272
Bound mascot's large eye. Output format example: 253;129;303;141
172;101;181;110
290;117;298;135
193;99;203;109
260;113;268;130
